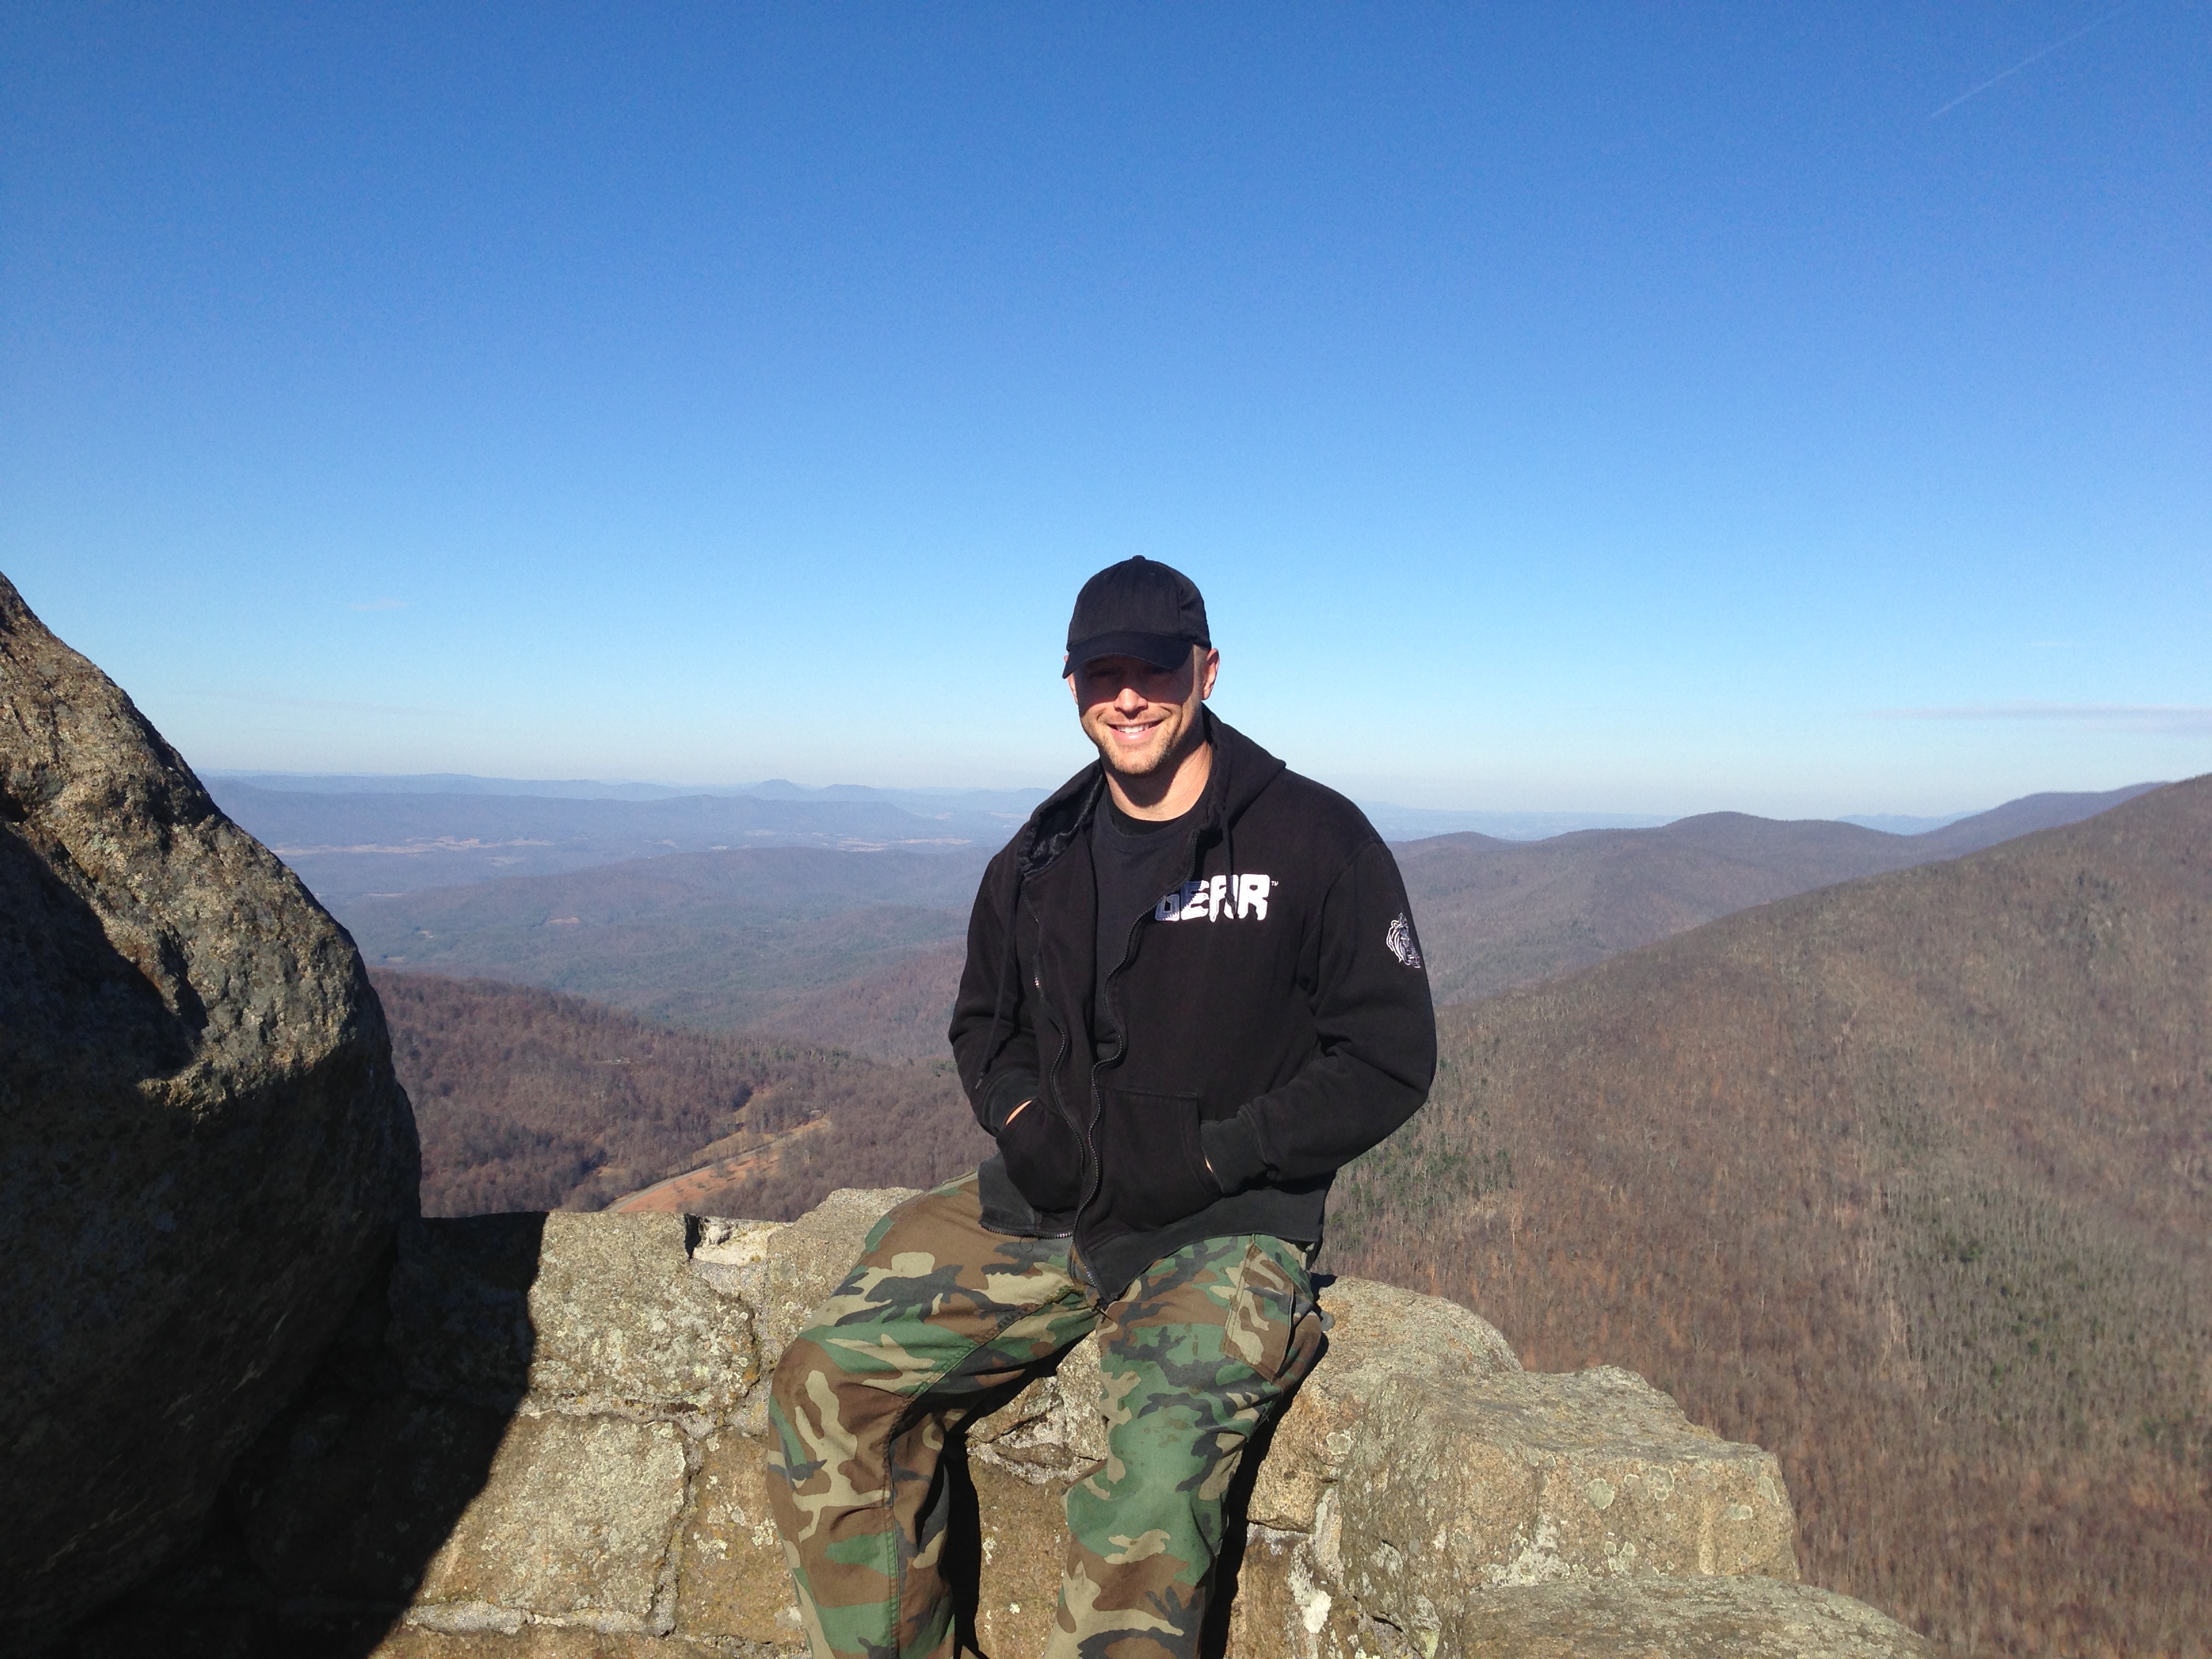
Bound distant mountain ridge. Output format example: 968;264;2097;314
208;769;1050;815
333;843;992;1035
218;770;2135;908
321;781;2163;1061
1397;783;2160;1004
207;778;1027;903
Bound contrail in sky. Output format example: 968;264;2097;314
1929;3;2135;119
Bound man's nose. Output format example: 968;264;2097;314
1113;685;1147;712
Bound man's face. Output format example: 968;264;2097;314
1068;647;1219;778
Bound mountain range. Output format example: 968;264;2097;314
1396;783;2161;1004
203;777;1025;903
210;769;2000;905
318;781;2158;1057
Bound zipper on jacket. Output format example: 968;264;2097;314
1022;887;1076;1143
1071;814;1213;1235
999;886;1075;1242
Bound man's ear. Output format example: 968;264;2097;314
1198;647;1220;701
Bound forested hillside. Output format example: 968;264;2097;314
377;972;987;1217
344;845;989;1033
1326;776;2212;1656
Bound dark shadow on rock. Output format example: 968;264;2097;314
943;1426;988;1658
52;1215;546;1659
0;823;198;1091
937;1364;1054;1659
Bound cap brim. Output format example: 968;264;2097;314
1062;631;1199;678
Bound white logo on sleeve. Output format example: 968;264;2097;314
1385;914;1423;968
1155;872;1272;922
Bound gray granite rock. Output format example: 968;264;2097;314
1449;1576;1934;1658
672;1429;811;1650
388;1214;546;1407
0;571;419;1645
411;1414;690;1633
1251;1275;1522;1531
389;1211;760;1420
1338;1363;1799;1641
526;1212;759;1416
755;1187;917;1368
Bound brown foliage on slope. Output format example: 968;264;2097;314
340;845;985;1031
1394;784;2156;1006
744;941;968;1061
376;972;989;1218
1327;776;2212;1656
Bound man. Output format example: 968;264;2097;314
766;557;1436;1659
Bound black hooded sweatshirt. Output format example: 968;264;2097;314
947;714;1437;1298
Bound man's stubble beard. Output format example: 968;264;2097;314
1088;705;1202;783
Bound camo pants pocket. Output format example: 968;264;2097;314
1229;1234;1328;1385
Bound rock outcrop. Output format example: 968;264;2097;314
73;1189;1929;1658
0;573;421;1648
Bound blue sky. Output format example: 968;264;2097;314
5;3;2206;815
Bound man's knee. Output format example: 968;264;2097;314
767;1329;819;1429
768;1324;888;1446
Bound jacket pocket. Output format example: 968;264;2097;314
998;1101;1085;1213
977;1153;1069;1236
1095;1085;1218;1231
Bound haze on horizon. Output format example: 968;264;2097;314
3;4;2207;819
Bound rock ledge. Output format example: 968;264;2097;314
70;1189;1927;1658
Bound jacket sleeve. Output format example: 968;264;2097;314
1200;837;1436;1187
947;848;1042;1136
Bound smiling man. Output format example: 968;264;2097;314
766;557;1437;1659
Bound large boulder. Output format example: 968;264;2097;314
0;573;419;1647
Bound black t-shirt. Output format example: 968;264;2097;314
1090;796;1195;1054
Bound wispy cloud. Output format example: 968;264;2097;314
1878;702;2212;735
1929;4;2134;119
349;597;408;612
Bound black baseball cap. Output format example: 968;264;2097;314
1063;556;1211;678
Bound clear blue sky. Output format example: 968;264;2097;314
5;4;2206;815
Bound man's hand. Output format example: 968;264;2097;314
1004;1099;1031;1128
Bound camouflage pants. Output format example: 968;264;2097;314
765;1173;1326;1659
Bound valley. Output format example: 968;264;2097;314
378;971;987;1219
207;775;1032;903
